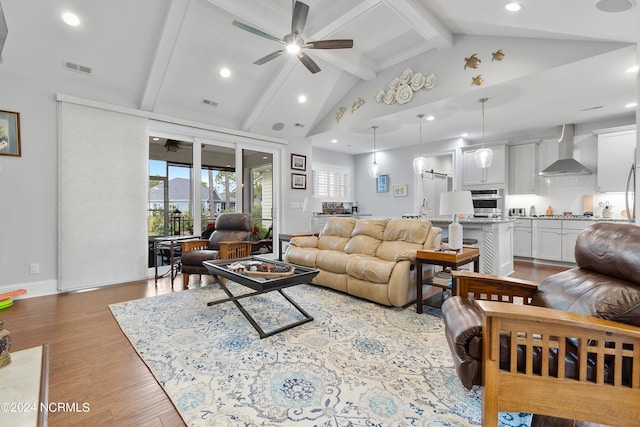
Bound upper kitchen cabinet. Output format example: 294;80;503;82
596;127;636;192
462;145;506;188
509;143;537;194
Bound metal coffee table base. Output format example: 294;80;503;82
207;279;313;339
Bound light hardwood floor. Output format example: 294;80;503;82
0;261;568;426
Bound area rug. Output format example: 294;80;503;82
109;283;531;426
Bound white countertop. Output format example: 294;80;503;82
429;217;516;224
510;216;629;222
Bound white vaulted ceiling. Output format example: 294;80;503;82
0;0;637;153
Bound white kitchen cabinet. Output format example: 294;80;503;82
533;219;596;263
513;218;532;257
533;220;562;261
597;129;636;192
509;143;537;194
462;145;507;187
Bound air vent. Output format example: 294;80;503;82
64;60;92;75
581;105;604;111
201;98;218;107
294;123;305;128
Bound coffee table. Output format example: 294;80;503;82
203;257;319;339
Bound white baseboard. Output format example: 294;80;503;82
0;279;59;299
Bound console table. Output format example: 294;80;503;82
415;246;480;313
0;344;49;427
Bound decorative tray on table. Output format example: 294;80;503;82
226;260;295;278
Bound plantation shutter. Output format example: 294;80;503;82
312;164;350;200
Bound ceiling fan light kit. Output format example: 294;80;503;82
231;1;353;74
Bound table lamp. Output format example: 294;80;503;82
439;191;474;250
303;197;323;233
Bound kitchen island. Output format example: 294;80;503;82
429;216;515;276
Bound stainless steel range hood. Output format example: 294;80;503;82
539;124;592;176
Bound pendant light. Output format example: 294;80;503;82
474;97;494;168
368;125;380;178
412;114;428;175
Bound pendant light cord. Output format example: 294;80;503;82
372;125;378;163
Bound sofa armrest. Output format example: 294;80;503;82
452;271;538;304
441;296;484;389
475;300;640;427
181;239;209;252
289;235;319;248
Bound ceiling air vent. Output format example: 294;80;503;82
201;98;218;107
294;123;305;128
64;60;92;75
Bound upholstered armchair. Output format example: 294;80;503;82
442;222;640;427
180;212;252;289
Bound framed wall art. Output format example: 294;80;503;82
393;184;408;197
0;110;21;157
291;153;306;171
291;173;307;189
376;174;389;193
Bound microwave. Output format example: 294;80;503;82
470;189;504;218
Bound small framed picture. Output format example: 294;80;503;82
0;109;21;157
291;173;307;189
376;174;389;193
291;153;306;171
393;184;408;197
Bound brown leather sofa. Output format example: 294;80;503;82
180;212;252;289
441;222;640;427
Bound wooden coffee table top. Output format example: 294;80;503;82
417;246;480;263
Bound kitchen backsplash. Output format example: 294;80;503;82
506;174;632;219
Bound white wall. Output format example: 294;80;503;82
0;73;59;296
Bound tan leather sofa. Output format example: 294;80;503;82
284;217;441;307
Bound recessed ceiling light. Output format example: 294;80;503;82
219;68;231;78
625;102;638;108
596;0;636;12
504;2;524;12
426;115;435;121
62;12;80;27
461;133;469;137
152;137;160;141
298;95;307;103
331;139;338;144
627;64;639;73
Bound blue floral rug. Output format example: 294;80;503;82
109;283;531;426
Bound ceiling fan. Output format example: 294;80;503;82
232;1;353;74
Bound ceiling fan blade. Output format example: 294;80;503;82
291;1;309;36
253;50;285;65
232;20;283;43
297;52;321;74
305;39;354;49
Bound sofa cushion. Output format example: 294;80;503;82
344;235;380;256
377;241;423;262
316;250;351;274
284;246;318;268
317;217;356;251
346;255;395;284
534;268;640;327
351;218;388;240
575;222;640;286
382;219;430;244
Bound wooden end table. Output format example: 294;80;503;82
416;246;480;313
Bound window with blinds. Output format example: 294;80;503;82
312;164;351;200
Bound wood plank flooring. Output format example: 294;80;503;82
0;261;568;426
